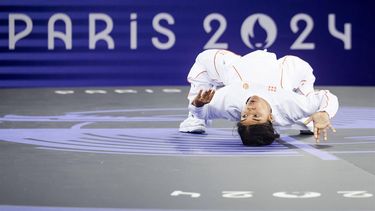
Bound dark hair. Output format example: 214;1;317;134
237;121;280;146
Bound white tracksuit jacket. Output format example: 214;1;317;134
189;81;338;127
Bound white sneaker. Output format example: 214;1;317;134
179;114;206;134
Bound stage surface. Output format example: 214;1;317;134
0;86;374;211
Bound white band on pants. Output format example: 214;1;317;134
277;55;316;96
187;49;241;102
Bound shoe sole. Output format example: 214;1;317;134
299;130;314;135
179;126;206;134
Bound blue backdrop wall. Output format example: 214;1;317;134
0;0;374;87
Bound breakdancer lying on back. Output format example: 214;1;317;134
179;49;338;146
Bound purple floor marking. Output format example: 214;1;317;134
0;106;375;128
0;205;194;211
0;106;374;157
0;129;298;157
281;136;339;161
329;151;375;154
36;147;303;157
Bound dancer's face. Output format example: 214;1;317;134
240;95;273;126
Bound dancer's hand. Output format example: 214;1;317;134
304;111;337;143
192;89;215;107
